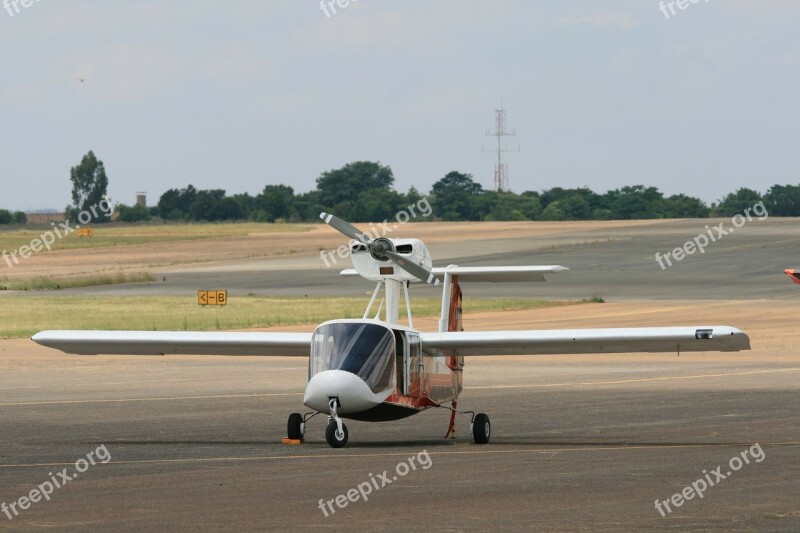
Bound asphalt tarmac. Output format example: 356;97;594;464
1;345;798;531
46;217;800;301
2;218;799;531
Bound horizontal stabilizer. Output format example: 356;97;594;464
341;265;568;282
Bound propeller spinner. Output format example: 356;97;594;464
320;212;440;285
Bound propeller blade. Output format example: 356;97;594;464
385;250;440;286
319;212;371;244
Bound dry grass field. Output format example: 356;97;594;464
0;295;580;339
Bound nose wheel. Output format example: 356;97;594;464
286;402;349;447
325;419;349;448
325;398;349;448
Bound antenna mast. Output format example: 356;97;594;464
483;106;520;192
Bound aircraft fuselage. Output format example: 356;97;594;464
302;319;463;421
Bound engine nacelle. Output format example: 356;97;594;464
350;238;432;283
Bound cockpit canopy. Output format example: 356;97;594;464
309;321;396;394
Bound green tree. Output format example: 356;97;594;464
592;208;614;220
292;191;324;222
68;151;109;222
189;190;243;221
316;161;394;216
517;192;543;220
606;185;664;219
539;187;605;219
116;203;151;222
157;185;197;220
13;211;27;224
0;209;12;224
477;191;538;221
560;195;592;220
763;184;800;216
350;189;406;222
661;194;709;218
540;201;567;221
231;193;256;220
404;186;423;208
713;188;762;217
256;185;295;222
431;171;483;221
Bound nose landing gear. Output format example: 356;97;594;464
325;398;348;448
285;400;349;448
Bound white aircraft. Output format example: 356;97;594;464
33;213;751;448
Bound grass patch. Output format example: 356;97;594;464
582;294;606;304
0;295;581;339
0;272;155;291
0;222;312;253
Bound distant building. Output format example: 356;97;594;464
25;212;63;225
136;193;147;208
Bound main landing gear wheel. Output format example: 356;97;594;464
325;419;348;448
287;413;304;440
472;413;490;444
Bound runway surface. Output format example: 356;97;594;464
2;300;799;531
2;219;800;531
33;217;800;301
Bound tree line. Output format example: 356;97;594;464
5;153;799;225
116;161;799;223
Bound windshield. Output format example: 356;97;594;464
309;322;396;394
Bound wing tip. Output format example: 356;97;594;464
785;269;800;284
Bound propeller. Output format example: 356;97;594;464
320;212;440;286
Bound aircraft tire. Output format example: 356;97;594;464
325;419;348;448
472;413;491;444
287;413;304;440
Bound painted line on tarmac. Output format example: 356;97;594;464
0;392;303;407
471;368;800;390
1;441;798;469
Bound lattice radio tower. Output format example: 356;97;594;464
483;106;520;191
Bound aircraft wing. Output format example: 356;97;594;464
31;330;312;356
420;326;750;356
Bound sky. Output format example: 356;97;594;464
0;0;798;211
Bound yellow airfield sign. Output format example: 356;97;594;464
198;290;227;306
